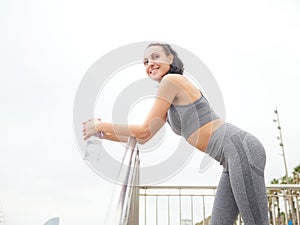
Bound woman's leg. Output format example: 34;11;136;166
210;171;239;225
226;131;269;225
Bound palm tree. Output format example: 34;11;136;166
292;164;300;184
195;216;211;225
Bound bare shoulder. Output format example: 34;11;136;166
155;74;184;104
163;73;186;82
160;74;187;88
162;74;201;104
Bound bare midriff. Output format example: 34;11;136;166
187;118;225;152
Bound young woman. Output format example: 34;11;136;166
83;43;270;224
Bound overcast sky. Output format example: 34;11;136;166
1;0;300;225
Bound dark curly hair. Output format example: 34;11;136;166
147;43;184;75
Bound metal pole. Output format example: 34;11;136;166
202;196;206;225
272;196;276;225
156;195;158;225
179;188;182;225
296;196;300;225
284;196;288;225
144;188;147;225
191;196;194;225
168;196;170;225
274;107;289;183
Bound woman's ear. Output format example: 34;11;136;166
168;54;174;64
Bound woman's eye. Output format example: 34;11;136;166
143;60;149;66
153;54;160;60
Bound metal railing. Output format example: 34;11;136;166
103;139;299;225
139;185;300;225
139;186;216;225
268;184;300;225
105;137;140;225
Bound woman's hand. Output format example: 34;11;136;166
82;118;101;140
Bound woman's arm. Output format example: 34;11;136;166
83;75;179;144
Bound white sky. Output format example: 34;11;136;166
1;0;300;224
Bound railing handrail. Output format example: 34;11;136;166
105;137;139;225
266;184;300;190
139;184;300;190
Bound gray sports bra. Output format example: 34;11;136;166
167;94;219;139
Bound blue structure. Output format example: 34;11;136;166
43;217;59;225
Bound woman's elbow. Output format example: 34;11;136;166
134;119;165;144
135;129;152;145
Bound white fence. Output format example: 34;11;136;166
139;185;300;225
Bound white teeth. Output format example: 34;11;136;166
151;69;158;74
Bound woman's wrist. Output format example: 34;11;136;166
96;120;103;133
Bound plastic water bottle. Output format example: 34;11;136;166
84;132;104;162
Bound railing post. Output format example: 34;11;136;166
284;195;288;225
272;196;276;225
191;196;194;225
179;188;182;225
104;137;139;225
128;146;140;225
296;196;299;225
202;196;206;225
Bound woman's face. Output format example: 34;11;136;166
143;45;173;82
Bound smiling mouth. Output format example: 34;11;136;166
150;68;159;75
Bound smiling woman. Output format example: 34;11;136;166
82;43;270;225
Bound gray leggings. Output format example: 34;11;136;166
206;123;269;225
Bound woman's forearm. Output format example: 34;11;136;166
101;131;130;143
97;121;151;143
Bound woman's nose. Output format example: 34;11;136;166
148;60;155;66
